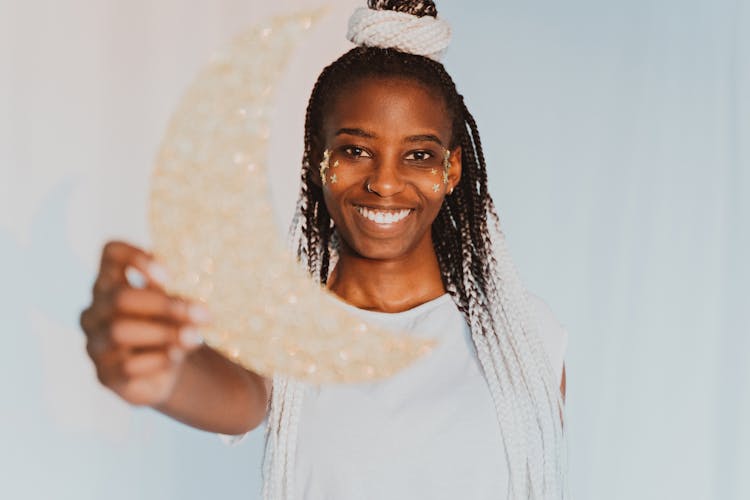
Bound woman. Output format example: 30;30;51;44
80;1;569;499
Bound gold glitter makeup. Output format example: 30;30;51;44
320;148;331;185
442;148;451;185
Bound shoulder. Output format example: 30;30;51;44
525;291;568;387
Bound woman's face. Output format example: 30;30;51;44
315;76;462;261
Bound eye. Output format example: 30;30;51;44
343;146;372;159
405;150;434;162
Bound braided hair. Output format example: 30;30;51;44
263;1;568;499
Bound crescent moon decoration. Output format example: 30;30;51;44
148;9;436;384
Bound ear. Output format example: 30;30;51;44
447;145;462;193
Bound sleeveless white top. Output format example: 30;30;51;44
219;292;568;500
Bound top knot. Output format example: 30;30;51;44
367;0;438;18
347;2;451;61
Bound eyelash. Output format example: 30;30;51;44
405;150;434;162
342;146;372;159
340;147;435;163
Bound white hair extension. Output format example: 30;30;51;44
262;375;307;500
261;374;283;498
458;250;529;497
285;380;305;496
346;6;451;62
484;210;569;498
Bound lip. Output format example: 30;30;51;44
352;203;416;210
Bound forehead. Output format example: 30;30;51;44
322;76;452;139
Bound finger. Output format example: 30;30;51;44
121;349;171;377
110;318;179;348
94;240;169;296
86;332;123;381
104;287;210;325
177;326;205;351
86;331;111;360
80;307;97;337
117;371;175;407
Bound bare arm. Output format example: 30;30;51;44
153;346;271;435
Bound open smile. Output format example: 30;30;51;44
353;204;415;229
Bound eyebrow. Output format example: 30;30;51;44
405;134;444;147
335;128;376;139
335;128;444;147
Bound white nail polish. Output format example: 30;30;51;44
124;266;146;289
180;327;204;347
148;262;169;286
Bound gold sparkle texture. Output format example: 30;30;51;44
149;10;436;384
442;148;451;185
443;148;451;170
319;148;331;185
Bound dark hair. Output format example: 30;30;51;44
290;9;498;323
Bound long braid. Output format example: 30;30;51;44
263;2;567;498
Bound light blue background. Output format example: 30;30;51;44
1;1;747;499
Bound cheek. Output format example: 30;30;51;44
414;169;450;201
320;163;363;204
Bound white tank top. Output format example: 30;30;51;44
219;292;568;499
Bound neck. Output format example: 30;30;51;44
325;232;446;313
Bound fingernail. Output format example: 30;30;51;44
147;262;169;286
188;303;211;324
124;266;146;289
179;327;204;348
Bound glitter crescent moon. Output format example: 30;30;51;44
148;9;436;384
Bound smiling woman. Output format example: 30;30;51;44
79;0;568;498
249;1;570;499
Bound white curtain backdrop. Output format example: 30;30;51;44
1;1;747;499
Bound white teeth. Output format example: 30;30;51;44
356;206;411;224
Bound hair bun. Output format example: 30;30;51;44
348;1;451;61
368;0;438;18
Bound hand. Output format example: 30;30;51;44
80;240;211;407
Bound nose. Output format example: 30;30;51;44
365;154;405;197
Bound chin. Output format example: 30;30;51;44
348;239;411;261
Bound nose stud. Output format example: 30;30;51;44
366;182;374;193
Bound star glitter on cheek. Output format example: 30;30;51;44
432;183;440;192
330;173;338;184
